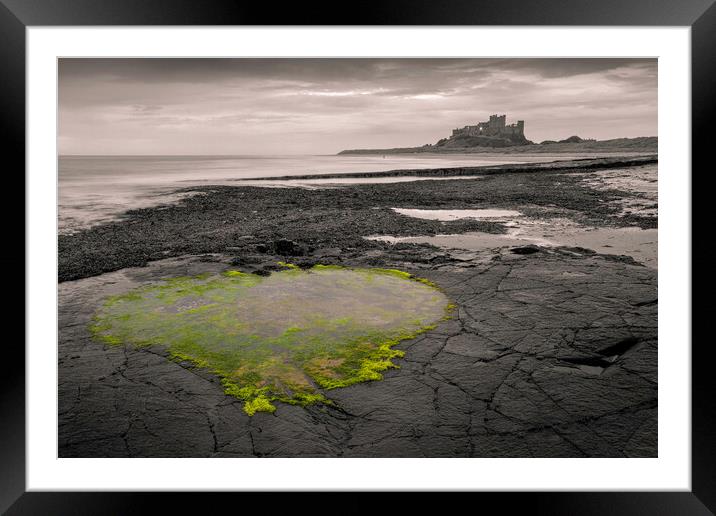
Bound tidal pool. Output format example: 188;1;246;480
392;208;522;221
367;221;658;268
90;265;451;415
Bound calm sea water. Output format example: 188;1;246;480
58;153;614;234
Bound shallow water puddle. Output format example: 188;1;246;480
577;164;658;218
392;208;522;221
234;175;486;188
90;265;451;415
368;220;657;268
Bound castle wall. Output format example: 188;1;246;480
451;115;525;139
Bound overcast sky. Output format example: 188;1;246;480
58;58;657;155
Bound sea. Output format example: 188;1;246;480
58;153;625;234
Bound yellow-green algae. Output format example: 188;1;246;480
90;264;451;415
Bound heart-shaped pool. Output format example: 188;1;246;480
90;264;451;415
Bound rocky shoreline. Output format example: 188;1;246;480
246;155;657;181
58;156;657;283
58;158;658;457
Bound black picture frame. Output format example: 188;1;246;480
3;0;711;513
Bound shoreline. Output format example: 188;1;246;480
236;155;656;182
337;137;658;155
59;157;657;283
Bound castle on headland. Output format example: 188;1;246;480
452;114;525;140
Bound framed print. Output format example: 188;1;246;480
4;0;712;513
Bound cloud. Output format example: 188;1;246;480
58;58;657;155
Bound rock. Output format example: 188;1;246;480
292;258;320;269
230;255;262;266
274;239;305;256
560;246;597;255
601;254;643;266
252;264;282;276
58;252;656;458
312;247;343;258
510;245;541;255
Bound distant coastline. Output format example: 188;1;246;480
338;136;658;155
240;155;657;182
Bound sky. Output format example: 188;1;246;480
58;58;657;155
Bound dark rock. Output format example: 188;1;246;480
597;336;640;357
230;255;262;266
59;252;656;458
510;245;540;255
252;264;283;276
274;239;305;256
601;254;644;266
312;247;343;258
561;246;597;255
292;258;320;269
197;254;222;262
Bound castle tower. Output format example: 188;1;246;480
448;115;525;141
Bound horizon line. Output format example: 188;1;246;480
58;135;659;158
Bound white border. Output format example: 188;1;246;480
27;27;691;491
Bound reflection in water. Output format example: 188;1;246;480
577;164;658;217
392;208;522;221
91;266;450;414
368;216;657;269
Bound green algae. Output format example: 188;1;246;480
90;265;451;415
276;261;300;270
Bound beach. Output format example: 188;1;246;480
58;154;657;457
58;153;654;234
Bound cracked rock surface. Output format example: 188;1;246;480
59;248;656;457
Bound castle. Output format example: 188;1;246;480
451;114;525;140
